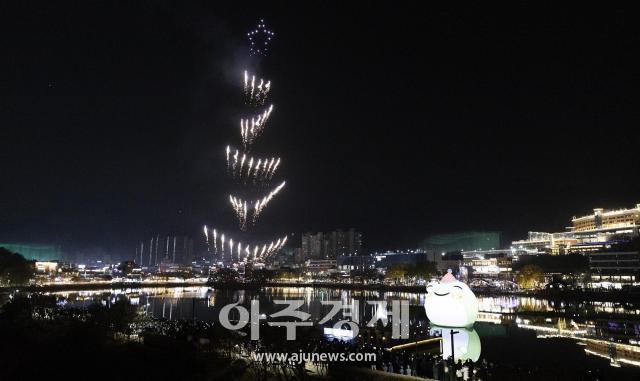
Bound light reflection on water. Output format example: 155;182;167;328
45;286;640;319
17;286;640;376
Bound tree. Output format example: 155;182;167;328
513;254;588;274
385;264;410;283
0;247;34;285
517;264;544;289
275;269;301;281
117;260;137;275
245;268;274;284
406;261;438;280
209;268;239;284
349;268;380;283
87;296;138;335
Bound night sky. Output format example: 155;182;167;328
2;3;639;258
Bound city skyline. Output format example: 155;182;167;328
2;5;640;379
2;3;640;256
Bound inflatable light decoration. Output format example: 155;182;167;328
424;270;479;327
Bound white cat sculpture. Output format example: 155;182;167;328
424;270;478;327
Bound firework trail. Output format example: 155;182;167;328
229;181;285;228
232;149;239;171
253;181;286;222
213;229;217;257
206;20;287;265
240;153;246;173
254;158;262;178
229;195;248;230
243;71;271;106
225;146;281;184
203;225;210;254
268;158;281;180
265;157;275;176
240;105;274;149
221;234;225;259
203;227;288;260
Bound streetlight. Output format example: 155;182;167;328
450;330;459;361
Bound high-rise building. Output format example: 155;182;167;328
301;229;362;260
301;232;324;259
137;235;193;266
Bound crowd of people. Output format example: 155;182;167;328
378;351;492;380
232;327;495;380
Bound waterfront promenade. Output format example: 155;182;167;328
4;280;640;302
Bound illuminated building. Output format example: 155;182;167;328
304;259;337;273
337;250;459;273
336;255;375;271
0;242;62;261
375;251;429;267
588;251;640;288
511;231;579;255
35;261;59;273
422;231;501;253
462;254;512;276
572;205;640;232
511;203;640;255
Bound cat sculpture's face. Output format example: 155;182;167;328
424;274;478;327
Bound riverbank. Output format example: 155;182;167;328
2;280;640;302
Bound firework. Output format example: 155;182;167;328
268;158;281;180
265;157;275;176
253;181;286;221
263;235;288;260
243;71;271;106
213;229;217;256
206;22;287;265
240;153;246;173
240;105;274;148
204;228;287;260
232;149;239;171
230;184;287;229
229;195;248;230
224;146;281;184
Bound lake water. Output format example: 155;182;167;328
40;286;640;379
